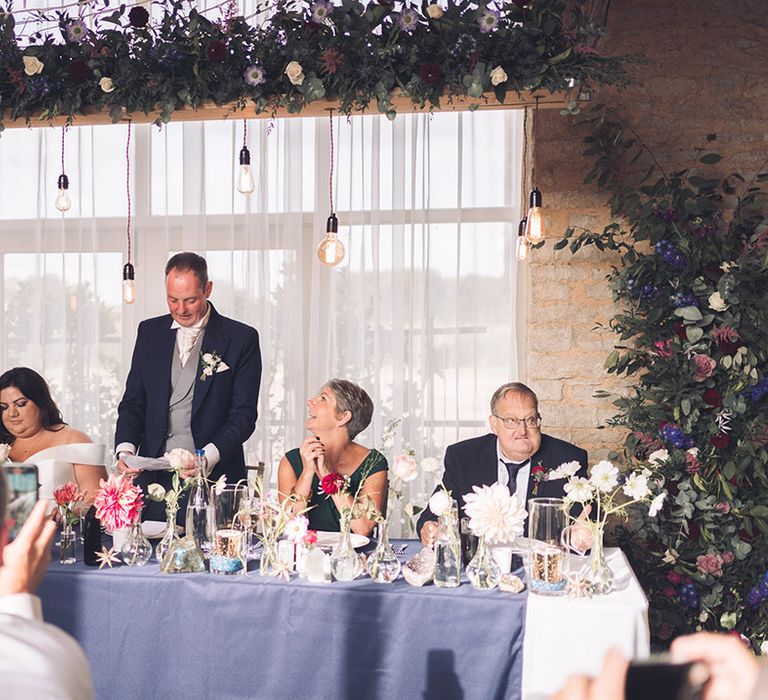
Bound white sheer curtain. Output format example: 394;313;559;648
0;109;522;531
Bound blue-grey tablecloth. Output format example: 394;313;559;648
38;542;527;700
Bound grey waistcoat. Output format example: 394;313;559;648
164;330;205;454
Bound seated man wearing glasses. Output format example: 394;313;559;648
417;382;589;545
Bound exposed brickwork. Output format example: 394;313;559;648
527;0;768;461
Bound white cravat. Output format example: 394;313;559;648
171;305;211;367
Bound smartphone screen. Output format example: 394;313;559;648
626;657;707;700
3;465;40;541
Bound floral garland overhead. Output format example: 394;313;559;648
557;108;768;649
0;0;628;130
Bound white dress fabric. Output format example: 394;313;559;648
22;443;106;501
0;593;94;700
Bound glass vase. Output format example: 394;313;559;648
59;525;77;565
365;522;401;583
120;522;152;567
331;525;363;582
156;508;181;565
434;504;461;588
580;526;614;595
466;535;500;590
259;539;280;577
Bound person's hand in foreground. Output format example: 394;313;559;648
0;499;57;597
672;631;760;700
551;647;628;700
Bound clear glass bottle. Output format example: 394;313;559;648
185;449;213;558
330;519;363;581
466;535;501;590
365;521;401;583
434;501;461;588
119;523;152;566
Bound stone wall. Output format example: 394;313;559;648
527;0;768;461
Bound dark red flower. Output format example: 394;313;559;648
686;521;701;540
128;6;150;28
703;389;723;407
667;570;682;585
674;323;688;341
419;62;444;85
207;40;227;62
320;48;344;75
66;60;90;83
710;433;730;449
718;338;741;355
320;472;346;496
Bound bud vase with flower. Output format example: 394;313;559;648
53;482;83;565
94;473;149;566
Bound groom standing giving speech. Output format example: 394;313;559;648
115;252;261;521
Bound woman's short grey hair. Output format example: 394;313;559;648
490;382;539;415
326;379;374;441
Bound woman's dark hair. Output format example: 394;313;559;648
326;379;374;441
0;367;65;442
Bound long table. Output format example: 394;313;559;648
38;543;648;700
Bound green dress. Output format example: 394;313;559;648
286;448;388;532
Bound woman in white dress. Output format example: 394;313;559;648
0;367;107;508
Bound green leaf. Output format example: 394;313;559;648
699;153;722;165
686;326;703;343
681;398;691;416
719;611;738;630
604;349;619;369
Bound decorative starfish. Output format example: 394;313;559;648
273;559;293;582
95;546;121;570
566;574;593;598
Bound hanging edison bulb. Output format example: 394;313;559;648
55;173;72;212
316;213;345;266
122;262;136;304
237;145;255;195
524;187;543;243
515;218;529;262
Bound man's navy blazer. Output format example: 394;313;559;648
115;303;261;510
416;432;588;536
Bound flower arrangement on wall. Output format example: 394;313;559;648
0;0;629;129
557;108;768;648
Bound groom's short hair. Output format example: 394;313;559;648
165;252;209;290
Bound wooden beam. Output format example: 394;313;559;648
3;89;575;129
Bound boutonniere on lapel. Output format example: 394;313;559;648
199;351;229;381
531;462;548;496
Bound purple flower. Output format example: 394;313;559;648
311;0;333;22
66;20;88;43
128;6;150;28
747;586;763;607
397;8;419;32
244;65;265;87
478;9;500;33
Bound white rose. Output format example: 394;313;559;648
426;3;443;19
687;447;699;458
647;448;669;466
99;76;115;93
490;66;508;87
428;490;452;517
391;454;419;482
708;291;728;312
0;443;10;464
284;61;305;86
23;56;44;76
648;491;667;517
214;475;227;495
420;456;442;474
164;447;195;472
147;483;166;502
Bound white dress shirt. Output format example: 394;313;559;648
0;593;93;699
496;439;531;507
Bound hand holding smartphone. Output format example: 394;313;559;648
626;655;709;700
3;465;40;541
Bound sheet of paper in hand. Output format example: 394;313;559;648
122;455;172;472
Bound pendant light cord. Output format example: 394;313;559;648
242;118;247;148
329;110;335;215
60;127;66;175
125;121;132;265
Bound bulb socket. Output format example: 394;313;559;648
326;213;338;234
518;217;527;237
239;146;251;166
528;187;542;209
123;262;135;281
58;173;69;190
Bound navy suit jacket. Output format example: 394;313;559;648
115;303;261;519
416;432;588;537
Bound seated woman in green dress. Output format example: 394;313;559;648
277;379;388;536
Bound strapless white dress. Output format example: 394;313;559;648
20;443;107;501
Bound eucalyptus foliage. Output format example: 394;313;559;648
557;107;768;647
0;0;629;129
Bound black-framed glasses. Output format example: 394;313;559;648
493;414;541;430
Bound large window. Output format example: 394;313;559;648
0;110;523;502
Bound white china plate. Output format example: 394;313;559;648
491;536;530;551
141;520;167;539
315;531;369;549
